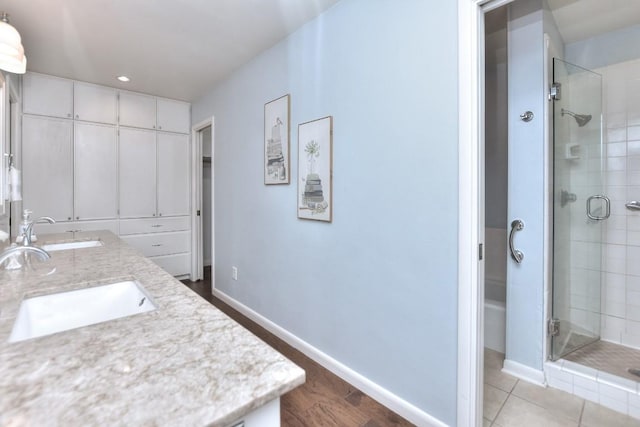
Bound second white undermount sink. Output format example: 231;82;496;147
9;280;156;343
41;240;104;252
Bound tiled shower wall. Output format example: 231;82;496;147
600;58;640;348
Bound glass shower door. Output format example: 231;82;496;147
551;58;605;361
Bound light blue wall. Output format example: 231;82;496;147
505;0;563;372
566;23;640;70
193;0;459;423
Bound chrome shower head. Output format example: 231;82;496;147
561;108;592;127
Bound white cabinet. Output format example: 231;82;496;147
121;231;190;257
157;98;190;133
119;92;157;129
37;219;119;235
119;216;189;235
158;132;190;217
120;130;190;218
74;82;118;124
120;217;191;276
23;73;73;119
151;254;191;276
21;72;192;278
22;115;74;221
119;128;157;218
74;122;118;220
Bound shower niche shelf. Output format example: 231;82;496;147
564;143;581;160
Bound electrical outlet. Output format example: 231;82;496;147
232;266;238;281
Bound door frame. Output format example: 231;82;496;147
190;116;215;283
457;0;514;425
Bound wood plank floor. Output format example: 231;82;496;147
181;269;415;427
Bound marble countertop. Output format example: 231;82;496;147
0;231;305;426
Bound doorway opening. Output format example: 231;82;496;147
474;0;640;424
191;118;214;283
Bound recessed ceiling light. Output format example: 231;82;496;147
117;75;130;82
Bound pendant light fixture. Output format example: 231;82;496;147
0;12;26;74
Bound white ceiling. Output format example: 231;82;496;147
5;0;637;101
2;0;341;101
547;0;640;44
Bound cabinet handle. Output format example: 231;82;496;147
76;216;79;220
152;213;156;217
158;213;162;216
151;224;163;228
67;217;72;220
153;125;156;129
158;126;162;130
75;114;79;119
151;244;163;247
67;113;72;118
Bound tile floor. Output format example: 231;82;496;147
484;349;640;426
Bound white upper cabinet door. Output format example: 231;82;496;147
74;122;118;220
157;132;190;217
74;82;118;124
119;128;157;218
119;92;157;129
22;115;74;221
23;73;74;119
157;98;190;134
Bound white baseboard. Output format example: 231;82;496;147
502;359;545;386
212;288;448;427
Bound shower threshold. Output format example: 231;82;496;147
564;340;640;383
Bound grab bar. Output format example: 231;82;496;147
509;219;524;264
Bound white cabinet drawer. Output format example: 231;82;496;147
150;253;191;277
121;231;190;257
119;217;190;235
37;220;119;235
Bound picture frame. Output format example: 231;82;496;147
264;94;290;184
297;116;333;222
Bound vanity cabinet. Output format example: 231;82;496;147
157;98;190;133
74;122;118;220
23;73;73;119
73;82;118;124
21;115;74;221
119;91;157;130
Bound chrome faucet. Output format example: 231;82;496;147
22;216;55;246
0;245;50;269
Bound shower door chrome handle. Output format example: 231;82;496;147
509;219;525;264
586;195;611;220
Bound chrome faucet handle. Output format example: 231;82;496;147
23;216;56;246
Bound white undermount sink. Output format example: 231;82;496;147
41;240;104;252
9;280;156;343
